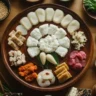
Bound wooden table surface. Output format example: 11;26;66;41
0;0;96;95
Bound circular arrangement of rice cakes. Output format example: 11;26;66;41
1;4;93;91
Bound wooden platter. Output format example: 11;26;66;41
1;4;94;91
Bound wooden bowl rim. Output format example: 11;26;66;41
1;4;94;91
0;0;11;21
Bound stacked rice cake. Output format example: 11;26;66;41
54;62;72;83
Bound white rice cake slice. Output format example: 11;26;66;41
67;20;80;35
16;25;27;35
54;28;67;39
27;47;40;58
53;9;64;24
61;14;73;28
20;17;32;30
55;46;68;57
39;24;49;36
46;8;55;22
35;8;45;23
66;87;78;96
27;12;39;25
26;36;38;47
58;36;70;49
48;24;59;35
30;28;42;40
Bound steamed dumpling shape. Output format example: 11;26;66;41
55;46;68;57
20;17;32;30
37;69;55;87
26;36;38;47
35;8;45;23
39;24;49;36
67;20;80;35
58;36;70;48
27;47;40;58
48;24;58;35
30;28;42;40
40;52;46;65
61;14;73;28
16;25;27;35
54;28;67;39
46;8;55;22
53;9;64;24
46;54;57;65
27;12;39;25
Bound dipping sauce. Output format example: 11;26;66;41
0;1;8;20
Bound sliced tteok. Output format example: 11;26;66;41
27;12;39;25
16;25;27;35
67;20;80;35
27;47;40;58
30;28;42;40
54;28;67;39
58;37;70;48
45;8;55;22
26;36;38;47
35;8;45;23
55;46;68;57
48;24;58;35
61;14;73;28
20;17;32;30
39;24;49;36
53;9;64;24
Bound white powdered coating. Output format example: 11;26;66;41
30;28;42;40
20;17;32;30
39;24;49;36
39;35;59;53
48;24;59;35
26;36;38;47
67;20;80;35
58;36;70;48
27;12;39;25
53;9;64;24
35;8;45;22
27;47;40;58
46;8;55;21
54;28;67;39
61;14;73;28
37;69;55;87
16;25;27;35
55;46;68;57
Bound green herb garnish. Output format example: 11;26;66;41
51;52;59;65
36;55;44;69
83;0;96;13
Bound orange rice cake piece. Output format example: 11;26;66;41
58;71;72;83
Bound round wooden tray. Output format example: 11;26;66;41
1;4;94;91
